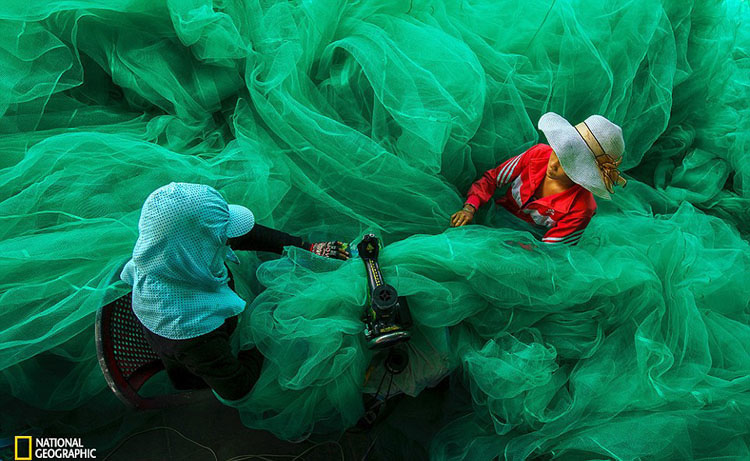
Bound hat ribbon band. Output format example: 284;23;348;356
574;122;606;158
574;121;626;194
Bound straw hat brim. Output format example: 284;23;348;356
538;112;610;199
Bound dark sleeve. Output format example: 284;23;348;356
228;224;309;254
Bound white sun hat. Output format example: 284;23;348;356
538;112;626;199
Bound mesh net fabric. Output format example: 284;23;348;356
1;0;750;459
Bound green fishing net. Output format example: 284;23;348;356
1;0;750;459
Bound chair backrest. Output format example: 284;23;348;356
95;292;171;409
96;269;235;409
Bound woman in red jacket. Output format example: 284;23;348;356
450;112;627;246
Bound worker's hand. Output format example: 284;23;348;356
450;204;476;227
309;241;351;260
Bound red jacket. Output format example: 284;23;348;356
465;144;597;246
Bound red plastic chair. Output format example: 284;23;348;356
95;270;235;409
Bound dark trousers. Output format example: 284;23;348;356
141;316;264;401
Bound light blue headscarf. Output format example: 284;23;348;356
120;183;255;340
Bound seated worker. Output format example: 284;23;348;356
120;182;349;403
450;112;627;246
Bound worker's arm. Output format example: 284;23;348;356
228;224;349;259
451;151;530;227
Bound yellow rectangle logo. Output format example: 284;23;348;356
15;435;32;461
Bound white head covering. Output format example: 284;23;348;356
538;112;626;199
120;182;255;339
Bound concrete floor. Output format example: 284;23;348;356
92;381;453;461
0;371;453;461
92;396;371;461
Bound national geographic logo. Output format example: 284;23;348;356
14;436;96;460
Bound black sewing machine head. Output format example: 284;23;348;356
357;234;412;349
